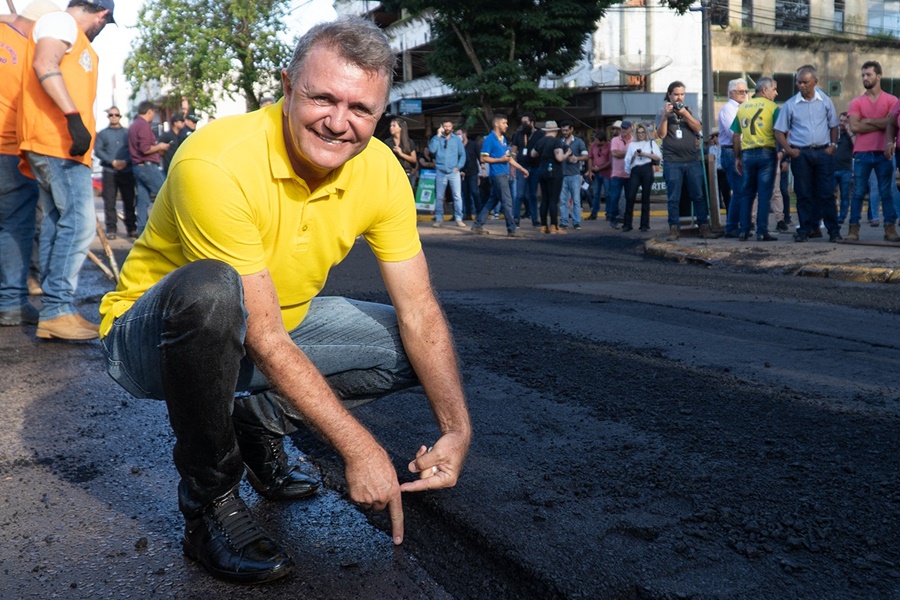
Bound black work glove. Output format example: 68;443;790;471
65;112;92;156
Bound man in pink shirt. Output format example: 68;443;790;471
847;60;898;241
587;131;611;220
607;120;633;228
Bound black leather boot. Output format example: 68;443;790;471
182;486;294;584
234;423;321;501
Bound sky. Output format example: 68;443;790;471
2;0;338;127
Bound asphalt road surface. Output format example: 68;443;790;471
1;220;898;599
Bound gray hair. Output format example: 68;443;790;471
756;77;776;93
286;17;396;97
796;65;818;82
727;78;746;93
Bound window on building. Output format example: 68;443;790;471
774;73;796;97
714;71;743;98
868;0;900;37
834;0;845;33
741;0;753;27
776;0;810;32
710;0;728;27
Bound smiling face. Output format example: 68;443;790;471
281;44;389;186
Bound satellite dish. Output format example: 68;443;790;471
609;51;673;76
590;65;620;85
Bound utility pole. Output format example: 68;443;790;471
694;1;721;228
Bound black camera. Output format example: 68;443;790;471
673;102;684;111
636;149;643;155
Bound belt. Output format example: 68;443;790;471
794;145;829;150
720;145;734;149
743;146;776;151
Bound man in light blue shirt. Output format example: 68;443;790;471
428;120;467;227
774;66;841;242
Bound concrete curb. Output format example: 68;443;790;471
644;239;900;284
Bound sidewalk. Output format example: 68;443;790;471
419;205;900;284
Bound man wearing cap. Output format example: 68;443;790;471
178;113;199;143
16;0;115;340
95;105;136;239
717;78;749;237
0;0;60;328
607;120;633;229
129;100;170;236
158;113;185;175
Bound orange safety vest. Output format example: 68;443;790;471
17;21;98;175
0;23;29;156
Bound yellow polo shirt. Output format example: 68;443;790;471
99;102;421;336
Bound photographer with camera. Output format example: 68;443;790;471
428;119;467;227
656;80;718;241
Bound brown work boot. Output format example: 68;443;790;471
846;224;860;241
36;314;100;340
698;224;721;239
551;225;566;234
666;225;680;241
884;222;899;242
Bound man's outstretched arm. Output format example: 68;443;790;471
378;251;472;493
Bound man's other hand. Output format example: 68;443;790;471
65;113;92;156
401;431;469;494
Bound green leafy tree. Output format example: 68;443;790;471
383;0;618;125
125;0;292;113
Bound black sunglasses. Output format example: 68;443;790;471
108;113;121;117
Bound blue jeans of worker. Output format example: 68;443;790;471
791;148;839;237
134;163;166;234
833;169;851;223
663;160;709;227
591;175;607;216
101;259;418;516
434;169;463;222
866;171;881;222
0;154;40;312
606;177;627;224
739;148;777;236
515;170;528;218
850;152;896;226
720;147;744;234
24;153;95;320
475;174;517;233
559;175;583;226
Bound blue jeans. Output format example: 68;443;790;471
791;148;838;236
866;170;881;222
24;153;95;319
134;163;166;234
0;154;40;312
739;148;777;235
522;169;540;223
101;259;418;514
461;172;479;217
591;175;607;216
833;169;851;223
720;147;744;233
475;174;517;233
850;152;895;226
663;160;709;227
559;175;583;226
606;177;627;223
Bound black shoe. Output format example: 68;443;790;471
235;425;321;501
587;214;598;220
775;221;788;232
724;231;740;239
532;220;541;227
105;232;116;240
639;226;650;232
829;232;843;242
128;230;138;238
794;233;809;243
182;488;294;584
756;233;777;241
621;225;633;232
573;223;581;230
808;229;823;239
738;232;751;241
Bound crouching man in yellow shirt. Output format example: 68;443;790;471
98;17;470;585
